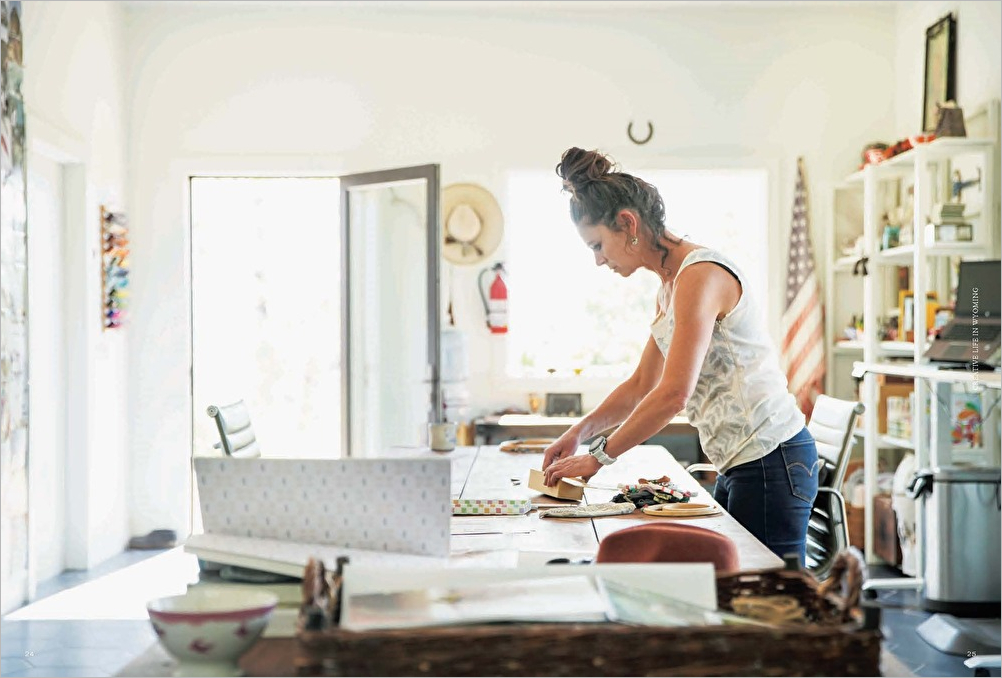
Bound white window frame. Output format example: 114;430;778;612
498;153;784;403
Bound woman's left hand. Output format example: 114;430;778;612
544;453;601;486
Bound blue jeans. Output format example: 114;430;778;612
713;427;820;566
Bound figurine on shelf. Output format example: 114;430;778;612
843;316;858;341
879;316;898;342
880;214;900;251
952;169;981;203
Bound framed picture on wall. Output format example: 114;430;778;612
545;393;583;417
922;13;956;133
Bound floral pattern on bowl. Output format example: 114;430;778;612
147;587;278;677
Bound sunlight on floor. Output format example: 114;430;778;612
7;548;199;621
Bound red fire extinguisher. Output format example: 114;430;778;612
478;262;508;334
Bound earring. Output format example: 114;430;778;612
630;236;639;246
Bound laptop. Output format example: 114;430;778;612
925;260;1001;366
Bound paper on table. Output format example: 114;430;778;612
184;533;448;579
341;562;717;612
341;574;609;631
451;514;534;536
561;477;620;491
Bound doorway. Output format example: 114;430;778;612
189;165;441;468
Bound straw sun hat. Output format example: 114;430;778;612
442;183;504;265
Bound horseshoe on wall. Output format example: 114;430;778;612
627;121;654;145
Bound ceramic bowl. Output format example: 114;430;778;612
147;587;278;677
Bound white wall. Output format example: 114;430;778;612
121;1;903;534
894;1;1002;135
21;0;131;570
26;150;67;585
893;2;1002;257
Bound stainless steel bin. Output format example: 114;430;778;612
912;465;1001;616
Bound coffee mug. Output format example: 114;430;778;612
429;422;457;452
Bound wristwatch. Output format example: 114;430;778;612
588;436;616;466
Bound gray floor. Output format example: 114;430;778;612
1;553;997;677
867;564;1001;678
1;548;187;678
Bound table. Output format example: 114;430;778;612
124;444;781;676
445;443;780;571
236;443;779;677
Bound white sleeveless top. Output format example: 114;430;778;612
651;249;804;472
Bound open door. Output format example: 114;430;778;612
340;165;441;457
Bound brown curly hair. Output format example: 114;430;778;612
555;147;680;270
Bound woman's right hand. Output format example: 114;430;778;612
542;430;583;469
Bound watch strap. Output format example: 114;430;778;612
589;436;616;466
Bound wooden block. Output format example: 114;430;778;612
527;468;584;501
845;504;865;550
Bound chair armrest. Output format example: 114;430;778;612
815;487;850;548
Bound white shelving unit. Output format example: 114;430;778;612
843;100;1002;572
825;181;865;403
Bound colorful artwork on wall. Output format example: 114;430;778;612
1;0;29;610
101;206;130;329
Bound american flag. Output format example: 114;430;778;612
781;158;825;417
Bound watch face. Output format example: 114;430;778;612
589;437;604;452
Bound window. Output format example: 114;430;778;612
506;168;768;379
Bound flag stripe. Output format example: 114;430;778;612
781;280;822;354
783;306;824;366
781;272;819;334
788;332;824;393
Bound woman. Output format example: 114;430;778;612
542;147;820;564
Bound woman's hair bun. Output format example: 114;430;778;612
556;147;616;196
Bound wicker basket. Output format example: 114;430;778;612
295;567;881;677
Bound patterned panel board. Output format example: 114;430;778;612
193;457;451;557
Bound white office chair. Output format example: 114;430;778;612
686;395;864;580
805;395;865;580
206;400;261;458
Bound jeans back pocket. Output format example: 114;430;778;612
780;438;821;504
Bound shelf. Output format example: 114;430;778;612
879;341;920;357
879;434;915;450
833;256;861;273
835;100;1001;571
871;242;989;265
833;341;864;354
845;137;996;183
831;341;915;357
851;361;1002;388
